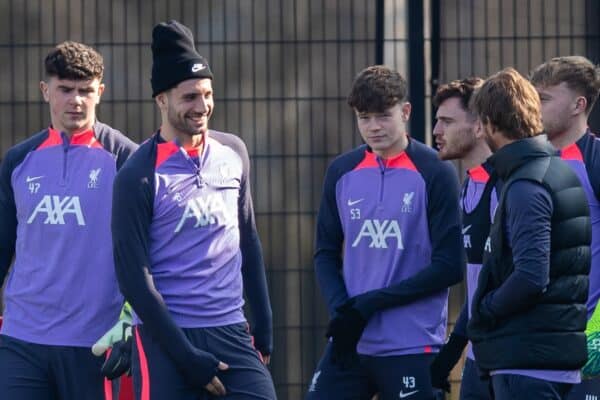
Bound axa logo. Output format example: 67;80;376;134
401;192;414;213
174;193;229;233
352;219;403;249
27;195;85;226
463;225;472;249
484;236;492;253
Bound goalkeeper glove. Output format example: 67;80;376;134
92;303;133;380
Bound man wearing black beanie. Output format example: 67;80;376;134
111;20;276;399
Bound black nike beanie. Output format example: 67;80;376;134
151;20;213;97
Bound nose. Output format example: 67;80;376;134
432;121;443;136
70;93;84;105
194;97;209;114
365;116;381;131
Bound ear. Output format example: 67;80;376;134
40;81;50;102
573;96;587;116
96;83;105;105
155;92;168;111
401;102;412;122
473;119;484;139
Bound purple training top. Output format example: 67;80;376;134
0;123;137;347
315;138;463;357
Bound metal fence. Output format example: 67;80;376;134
0;1;598;399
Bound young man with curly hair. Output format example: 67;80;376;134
429;77;496;400
0;41;137;399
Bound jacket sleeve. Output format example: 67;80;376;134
314;162;349;317
352;161;464;318
476;180;552;321
0;153;17;285
236;141;273;356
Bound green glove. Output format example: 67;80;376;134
92;303;133;357
583;304;600;379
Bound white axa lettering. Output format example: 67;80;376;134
351;219;404;249
484;236;492;253
463;234;472;249
174;193;229;233
27;195;85;226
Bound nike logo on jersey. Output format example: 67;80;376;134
26;175;44;182
462;224;472;234
352;219;403;249
347;198;364;206
27;195;86;226
399;390;419;398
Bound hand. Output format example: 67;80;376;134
101;334;133;379
250;328;273;366
325;299;367;368
205;362;229;396
92;304;133;379
429;333;468;393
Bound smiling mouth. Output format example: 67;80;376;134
187;115;207;123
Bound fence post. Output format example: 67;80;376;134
408;0;426;142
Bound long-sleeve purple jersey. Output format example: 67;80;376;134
0;123;137;346
111;130;272;368
315;138;463;356
560;131;600;318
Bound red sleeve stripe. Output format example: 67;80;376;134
135;328;151;400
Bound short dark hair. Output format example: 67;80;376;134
433;77;484;113
44;41;104;81
471;67;543;140
530;56;600;115
347;65;408;113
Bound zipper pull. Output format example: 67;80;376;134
61;131;70;151
196;171;205;188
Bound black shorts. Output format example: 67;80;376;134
305;341;445;400
459;358;492;400
491;374;573;400
0;334;114;400
132;323;276;400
